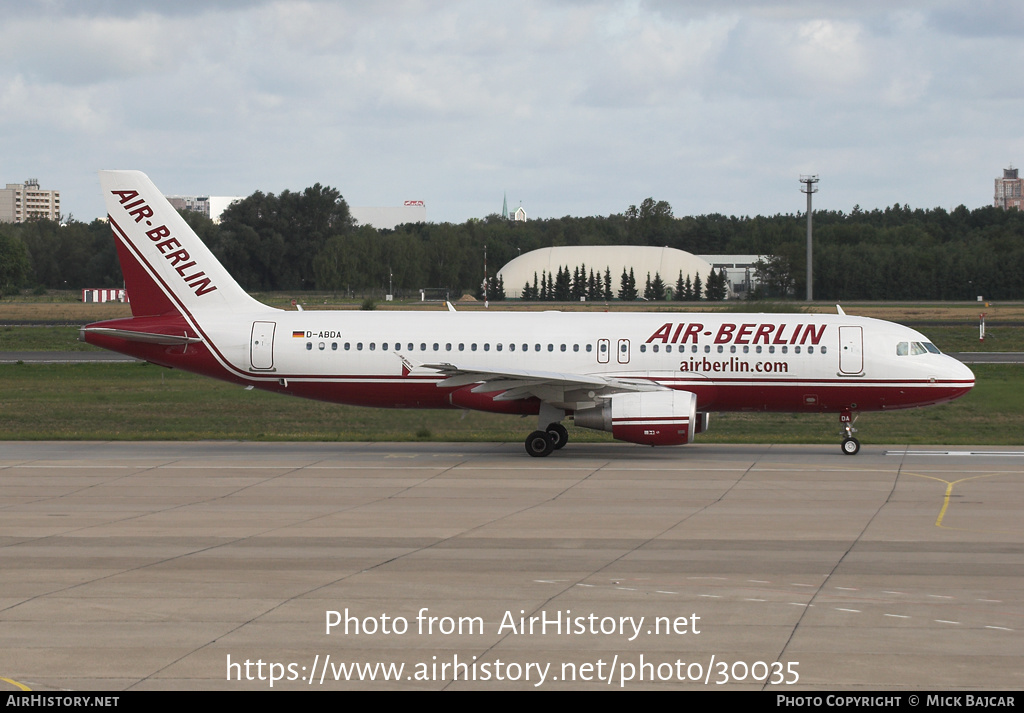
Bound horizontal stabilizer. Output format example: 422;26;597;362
81;327;203;346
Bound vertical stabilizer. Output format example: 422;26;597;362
99;170;268;318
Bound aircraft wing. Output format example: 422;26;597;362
418;361;666;409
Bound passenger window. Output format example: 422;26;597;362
345;343;351;351
640;345;647;353
471;344;477;351
573;344;579;352
548;344;554;352
357;343;363;351
560;344;566;352
381;343;388;350
319;342;325;351
446;343;452;351
420;343;426;351
306;342;312;351
433;343;439;351
586;344;592;352
483;343;490;351
332;343;337;351
652;345;659;353
459;343;465;351
821;346;827;354
370;343;375;351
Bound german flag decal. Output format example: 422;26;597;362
292;330;304;338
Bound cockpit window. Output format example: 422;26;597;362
898;341;939;356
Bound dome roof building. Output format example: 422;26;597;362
497;246;714;299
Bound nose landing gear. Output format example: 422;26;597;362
840;410;860;455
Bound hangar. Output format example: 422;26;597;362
497;245;715;299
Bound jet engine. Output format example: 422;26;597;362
573;390;700;446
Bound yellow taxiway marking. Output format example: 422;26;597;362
1;677;31;691
905;471;1020;532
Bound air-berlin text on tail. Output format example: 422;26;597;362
647;322;826;346
110;189;218;297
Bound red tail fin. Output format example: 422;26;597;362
113;227;178;317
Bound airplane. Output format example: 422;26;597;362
82;170;976;457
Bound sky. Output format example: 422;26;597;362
2;0;1023;224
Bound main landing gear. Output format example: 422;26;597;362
525;422;569;458
840;410;860;456
525;405;568;458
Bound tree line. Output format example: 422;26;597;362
518;265;728;302
2;192;1023;301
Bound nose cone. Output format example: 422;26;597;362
944;355;975;401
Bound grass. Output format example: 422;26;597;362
910;325;1024;352
0;325;102;352
0;362;1019;445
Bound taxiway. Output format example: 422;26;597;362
1;442;1021;690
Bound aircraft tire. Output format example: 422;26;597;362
525;430;555;458
841;437;861;456
546;423;569;450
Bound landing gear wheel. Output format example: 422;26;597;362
841;437;861;456
525;430;555;458
546;423;569;450
839;409;860;456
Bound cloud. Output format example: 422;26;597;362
0;1;1021;222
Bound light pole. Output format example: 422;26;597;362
799;175;819;301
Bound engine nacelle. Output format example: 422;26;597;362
573;390;698;446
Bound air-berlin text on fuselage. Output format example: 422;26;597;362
110;189;218;297
647;322;826;346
